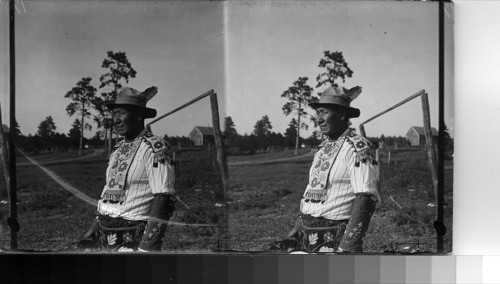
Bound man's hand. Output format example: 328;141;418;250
286;217;303;239
83;218;99;239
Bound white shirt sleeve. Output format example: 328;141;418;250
144;147;175;195
345;147;380;198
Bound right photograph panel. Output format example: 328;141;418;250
224;1;454;254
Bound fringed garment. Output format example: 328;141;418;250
264;213;347;253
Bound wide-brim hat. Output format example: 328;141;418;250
309;86;362;118
105;86;158;119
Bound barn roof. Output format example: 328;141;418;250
194;126;214;136
410;126;438;136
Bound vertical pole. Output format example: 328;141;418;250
295;101;300;155
210;93;228;197
421;93;439;206
108;85;119;155
80;104;84;155
108;116;114;155
0;104;11;201
436;0;445;253
375;148;383;205
9;0;19;250
104;126;108;151
359;124;366;138
210;93;229;250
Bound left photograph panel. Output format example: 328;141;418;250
0;0;228;252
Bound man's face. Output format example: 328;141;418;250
316;106;346;138
112;106;143;137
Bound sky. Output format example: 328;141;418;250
225;1;454;138
1;0;225;138
0;0;453;139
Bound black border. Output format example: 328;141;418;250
0;1;454;283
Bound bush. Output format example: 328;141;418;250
227;147;242;156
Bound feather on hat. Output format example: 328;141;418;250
105;86;158;118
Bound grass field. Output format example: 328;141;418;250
0;147;452;253
227;148;311;163
0;149;225;252
227;148;453;253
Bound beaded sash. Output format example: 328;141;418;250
101;138;142;204
303;137;345;203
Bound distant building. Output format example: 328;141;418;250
406;126;438;146
189;126;215;147
1;124;9;134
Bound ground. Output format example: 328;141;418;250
227;148;453;253
1;149;224;252
0;147;452;254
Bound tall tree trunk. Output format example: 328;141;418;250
108;84;118;154
103;128;106;150
108;121;113;155
295;100;301;155
103;115;109;152
104;127;108;151
79;103;84;156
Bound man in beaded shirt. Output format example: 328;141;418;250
77;86;176;252
270;86;380;253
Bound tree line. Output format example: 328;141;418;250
222;115;321;156
231;49;453;156
10;116;102;155
16;49;353;156
218;50;355;155
221;116;454;156
14;48;451;156
13;51;136;155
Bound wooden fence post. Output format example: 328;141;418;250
210;92;229;250
359;124;367;138
144;89;229;250
421;93;439;203
436;1;445;253
8;0;18;250
375;148;383;205
356;87;444;253
210;93;228;198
